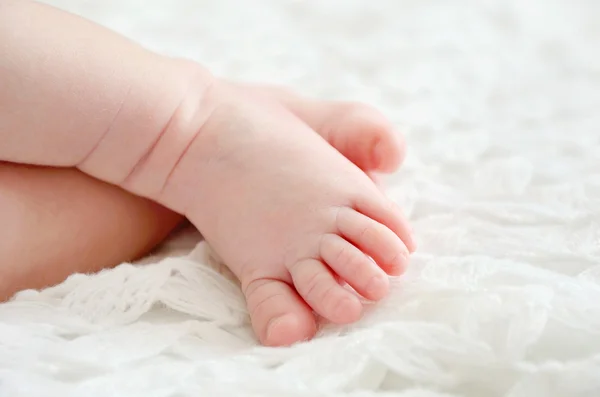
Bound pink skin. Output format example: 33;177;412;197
238;83;406;174
0;0;416;346
0;88;403;302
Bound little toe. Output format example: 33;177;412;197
234;82;405;173
288;258;363;324
243;278;316;346
320;233;389;301
336;206;409;276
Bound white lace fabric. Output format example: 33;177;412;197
2;0;600;396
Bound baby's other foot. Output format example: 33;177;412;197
124;81;415;347
237;82;406;174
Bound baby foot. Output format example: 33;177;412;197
238;83;406;174
121;81;415;347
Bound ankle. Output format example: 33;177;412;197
80;56;219;211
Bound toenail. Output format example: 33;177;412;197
389;249;407;265
266;313;293;341
372;140;384;167
398;250;410;268
407;234;418;252
401;249;409;260
365;275;387;296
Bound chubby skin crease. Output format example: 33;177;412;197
0;0;416;346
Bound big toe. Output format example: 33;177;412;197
243;278;317;346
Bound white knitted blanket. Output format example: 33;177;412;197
2;1;600;396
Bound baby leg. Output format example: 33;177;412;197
0;162;182;301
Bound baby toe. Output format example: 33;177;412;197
288;258;363;324
243;278;316;346
336;206;409;276
354;194;417;253
320;233;389;301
